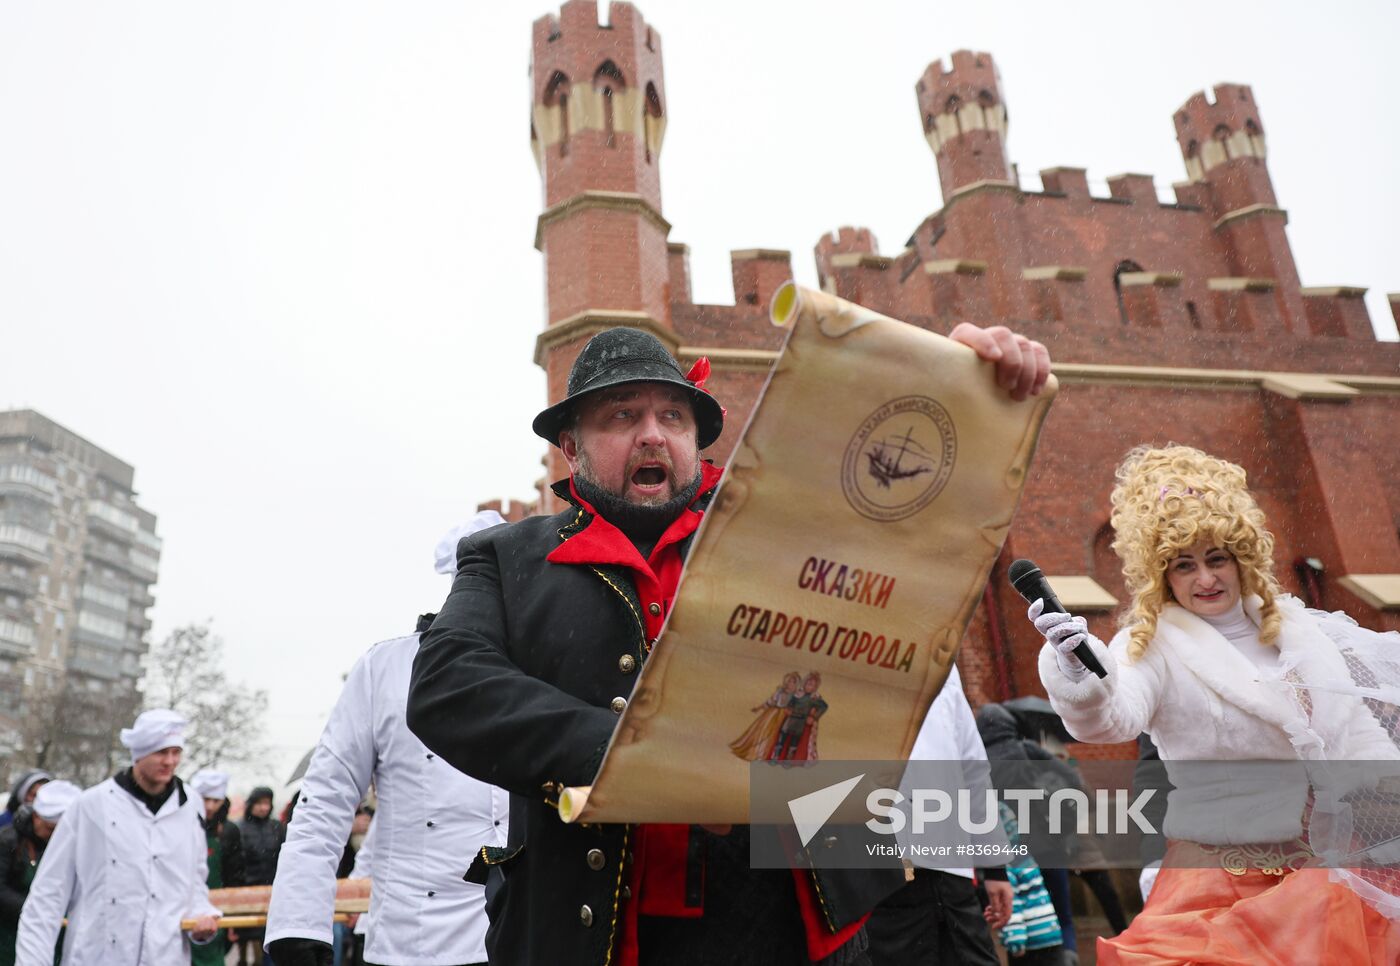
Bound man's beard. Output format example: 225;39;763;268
576;444;686;507
574;446;703;549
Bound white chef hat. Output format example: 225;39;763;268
434;510;507;575
119;708;189;762
189;769;230;801
33;780;81;822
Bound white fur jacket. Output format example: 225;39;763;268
1040;594;1400;845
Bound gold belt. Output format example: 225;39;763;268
1196;842;1314;877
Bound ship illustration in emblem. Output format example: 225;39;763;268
865;426;935;489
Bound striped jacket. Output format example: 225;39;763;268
996;804;1063;955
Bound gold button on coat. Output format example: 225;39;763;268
610;696;627;714
618;654;636;673
586;848;606;871
648;602;662;616
580;904;594;927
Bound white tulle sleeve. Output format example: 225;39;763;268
1305;605;1400;760
1290;603;1400;920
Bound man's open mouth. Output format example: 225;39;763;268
632;465;667;487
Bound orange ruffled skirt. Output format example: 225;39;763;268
1100;848;1400;965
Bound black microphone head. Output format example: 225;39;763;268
1008;559;1043;594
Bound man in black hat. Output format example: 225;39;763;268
407;323;1050;966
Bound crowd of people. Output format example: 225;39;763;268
3;322;1398;965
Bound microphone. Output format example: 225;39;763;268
1007;559;1107;679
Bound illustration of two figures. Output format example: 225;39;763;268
730;671;828;762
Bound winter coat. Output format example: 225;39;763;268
0;808;45;928
266;633;508;964
14;776;220;966
1040;594;1400;845
407;477;904;966
238;806;284;887
200;802;245;890
995;805;1061;955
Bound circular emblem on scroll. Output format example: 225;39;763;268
841;396;957;522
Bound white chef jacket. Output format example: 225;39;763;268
906;664;990;879
15;777;220;966
265;634;509;965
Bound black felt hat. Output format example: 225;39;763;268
532;327;725;449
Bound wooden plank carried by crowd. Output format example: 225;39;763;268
179;878;370;929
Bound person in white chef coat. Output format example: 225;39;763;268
265;512;511;966
15;709;221;966
865;665;1014;966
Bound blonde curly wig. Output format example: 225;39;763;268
1110;444;1282;659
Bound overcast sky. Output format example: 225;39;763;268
2;0;1396;794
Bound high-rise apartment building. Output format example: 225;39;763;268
0;410;159;764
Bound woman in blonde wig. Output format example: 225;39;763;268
1030;444;1400;964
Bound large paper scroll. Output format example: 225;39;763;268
561;284;1056;824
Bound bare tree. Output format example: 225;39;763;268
11;669;140;786
143;622;268;773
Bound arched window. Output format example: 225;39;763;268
977;89;995;108
1112;260;1144;325
1212;123;1233;159
644;82;663;164
594;61;626;149
545;71;572;157
945;94;962;134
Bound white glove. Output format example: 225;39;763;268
1139;861;1161;903
1029;598;1099;683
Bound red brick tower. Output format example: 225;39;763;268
913;52;1028;321
916;50;1013;196
530;1;671;490
1173;84;1304;334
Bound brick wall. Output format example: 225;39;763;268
511;3;1400;739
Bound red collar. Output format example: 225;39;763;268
546;462;724;576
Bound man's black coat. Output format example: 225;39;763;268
407;487;903;966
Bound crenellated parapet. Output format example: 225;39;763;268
814;227;880;289
729;249;793;309
1172;82;1281;232
915;51;1012;198
1175;84;1267;184
530;1;667;208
